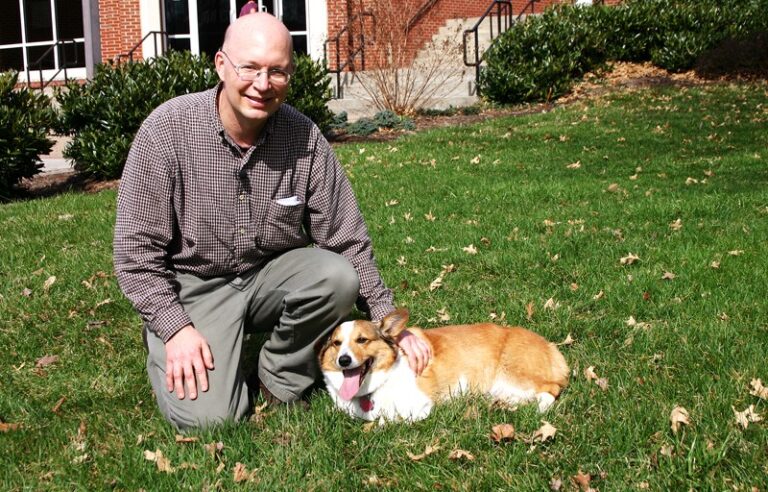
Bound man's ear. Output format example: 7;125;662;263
379;309;409;340
214;52;226;81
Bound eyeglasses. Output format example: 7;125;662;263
219;50;291;85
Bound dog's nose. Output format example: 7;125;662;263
338;355;352;367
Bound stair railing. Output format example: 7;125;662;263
115;31;169;64
26;39;80;92
462;0;513;95
323;11;375;99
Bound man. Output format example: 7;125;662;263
114;13;430;430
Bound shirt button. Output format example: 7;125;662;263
239;194;246;201
239;228;245;235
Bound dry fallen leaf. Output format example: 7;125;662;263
728;250;744;256
572;470;592;491
584;366;599;381
448;449;475;461
669;218;683;231
558;333;575;346
532;421;557;443
526;302;535;320
660;444;674;457
43;276;56;292
490;423;515;443
144;449;175;473
543;298;560;311
620;253;640;265
35;355;59;368
51;396;66;414
204;441;224;459
549;477;563;491
406;444;440;461
233;462;257;482
592;290;604;300
175;435;198;444
670;406;690;434
749;379;768;400
661;271;676;281
436;308;451;322
567;161;582;169
0;422;22;432
595;378;609;391
733;404;763;429
462;244;478;255
21;288;33;297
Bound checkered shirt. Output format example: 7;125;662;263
114;86;394;342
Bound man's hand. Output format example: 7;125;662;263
397;330;432;375
164;325;214;400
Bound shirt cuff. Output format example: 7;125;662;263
369;303;396;322
149;305;193;343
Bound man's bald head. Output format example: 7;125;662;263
222;13;293;57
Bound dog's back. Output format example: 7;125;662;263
413;323;569;410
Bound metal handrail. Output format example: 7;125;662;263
462;0;540;96
115;31;169;64
26;39;80;92
406;0;441;33
323;12;375;99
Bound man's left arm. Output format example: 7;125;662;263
305;138;431;373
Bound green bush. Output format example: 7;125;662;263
55;50;219;179
345;110;416;136
286;54;334;133
479;0;768;105
57;51;335;180
479;5;608;104
0;71;55;199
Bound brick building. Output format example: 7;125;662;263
1;0;613;85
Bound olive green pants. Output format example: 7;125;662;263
144;248;359;430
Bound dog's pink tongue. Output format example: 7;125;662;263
339;366;364;400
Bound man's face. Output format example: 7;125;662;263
215;34;292;129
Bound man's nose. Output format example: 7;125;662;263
251;72;271;91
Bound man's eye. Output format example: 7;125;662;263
355;337;368;344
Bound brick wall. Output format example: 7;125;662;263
99;0;143;61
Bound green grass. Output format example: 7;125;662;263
2;82;767;490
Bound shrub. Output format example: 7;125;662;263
345;111;416;136
0;71;55;198
55;50;219;179
479;5;608;104
479;0;768;105
286;54;334;133
57;51;335;180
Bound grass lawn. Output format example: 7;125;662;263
1;81;767;490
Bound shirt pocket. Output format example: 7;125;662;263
258;199;309;251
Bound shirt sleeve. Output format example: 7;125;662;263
304;135;395;321
113;121;191;342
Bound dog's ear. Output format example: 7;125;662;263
379;308;409;340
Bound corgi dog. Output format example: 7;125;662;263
318;309;569;422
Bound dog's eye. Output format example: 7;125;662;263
355;337;368;344
332;340;342;347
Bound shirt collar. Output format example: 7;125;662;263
210;83;282;149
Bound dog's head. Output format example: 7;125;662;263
318;309;409;401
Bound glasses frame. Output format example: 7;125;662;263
219;50;292;86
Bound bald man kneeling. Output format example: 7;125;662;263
114;13;430;430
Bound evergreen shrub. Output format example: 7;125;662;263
0;71;55;198
56;51;335;180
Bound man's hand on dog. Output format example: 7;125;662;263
397;330;432;375
165;325;215;400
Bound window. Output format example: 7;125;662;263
0;0;85;81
